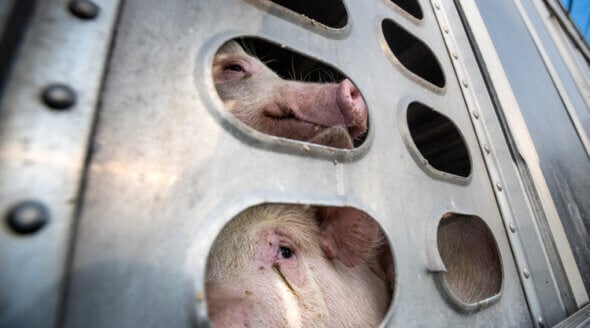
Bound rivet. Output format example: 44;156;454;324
443;26;449;33
496;182;503;191
68;0;100;19
195;291;204;302
473;111;479;119
537;317;545;328
509;222;516;233
41;84;76;110
484;145;491;154
434;3;441;10
452;52;459;59
462;80;469;88
523;268;530;279
6;201;50;234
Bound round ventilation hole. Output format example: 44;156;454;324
389;0;423;19
382;19;445;88
437;213;502;307
268;0;347;28
205;204;394;327
406;102;471;178
212;37;369;149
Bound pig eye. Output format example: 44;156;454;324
278;246;293;259
224;64;244;73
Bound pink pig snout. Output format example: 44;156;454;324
274;78;368;140
336;79;367;139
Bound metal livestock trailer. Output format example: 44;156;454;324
0;0;589;327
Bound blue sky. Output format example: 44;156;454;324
561;0;590;43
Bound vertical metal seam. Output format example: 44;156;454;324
532;0;590;110
430;0;546;326
511;0;590;306
56;0;126;326
540;0;590;61
513;0;590;159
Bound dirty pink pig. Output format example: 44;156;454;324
206;205;392;327
205;41;502;327
213;41;368;149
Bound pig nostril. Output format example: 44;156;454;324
340;79;364;109
349;87;361;105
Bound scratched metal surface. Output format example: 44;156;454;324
2;0;587;327
0;0;120;327
61;0;532;326
476;0;590;298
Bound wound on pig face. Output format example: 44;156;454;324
213;41;368;149
205;205;392;327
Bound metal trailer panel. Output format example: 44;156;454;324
554;304;590;328
531;0;590;114
437;1;582;325
0;0;120;327
474;0;590;298
61;0;535;326
0;0;37;98
0;0;587;327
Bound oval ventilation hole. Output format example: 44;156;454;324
213;37;369;149
205;204;394;327
407;102;471;177
269;0;348;28
437;214;502;305
382;19;445;88
389;0;423;19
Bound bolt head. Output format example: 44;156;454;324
523;268;530;279
6;201;50;234
68;0;100;19
509;222;516;233
42;84;76;110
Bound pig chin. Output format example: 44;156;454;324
256;116;362;149
206;277;327;328
206;262;388;328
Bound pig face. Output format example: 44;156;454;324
205;205;392;327
213;41;368;149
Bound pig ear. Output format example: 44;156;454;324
317;207;384;268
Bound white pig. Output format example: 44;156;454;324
207;41;502;325
213;41;368;149
206;205;392;327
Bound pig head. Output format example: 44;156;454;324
213;41;368;149
205;205;391;327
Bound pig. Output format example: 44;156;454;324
205;205;392;327
437;214;502;304
213;41;368;149
208;41;501;320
